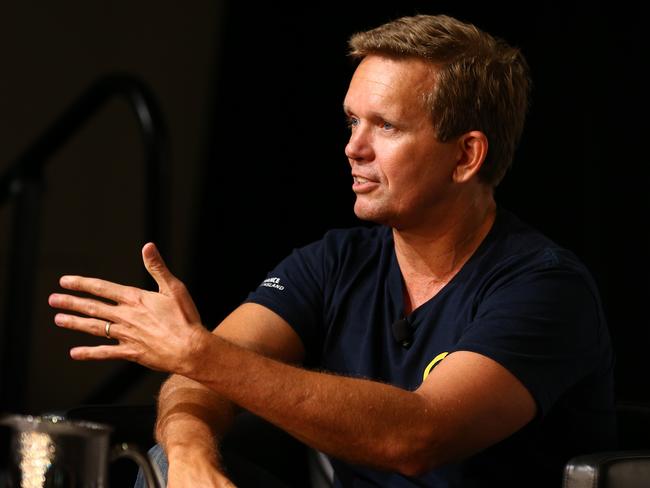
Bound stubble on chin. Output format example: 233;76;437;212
353;197;393;226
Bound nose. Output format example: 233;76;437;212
345;124;374;163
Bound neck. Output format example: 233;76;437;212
393;194;496;313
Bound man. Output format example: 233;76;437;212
49;14;616;487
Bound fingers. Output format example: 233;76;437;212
57;275;136;303
70;345;123;361
53;243;185;303
142;242;181;295
49;293;116;322
54;313;117;339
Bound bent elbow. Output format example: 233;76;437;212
390;433;488;476
382;437;445;477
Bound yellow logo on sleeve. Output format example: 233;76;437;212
422;352;449;381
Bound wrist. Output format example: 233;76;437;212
179;325;216;378
166;442;219;463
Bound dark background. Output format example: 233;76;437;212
0;1;648;416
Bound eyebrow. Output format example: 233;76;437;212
342;105;394;123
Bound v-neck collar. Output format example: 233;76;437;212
387;207;504;325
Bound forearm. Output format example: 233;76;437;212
155;373;238;466
189;335;441;475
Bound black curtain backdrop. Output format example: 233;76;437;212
191;2;648;402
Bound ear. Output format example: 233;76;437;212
453;131;488;183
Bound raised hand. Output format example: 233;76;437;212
49;242;209;375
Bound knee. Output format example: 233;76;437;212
133;444;168;488
148;444;168;468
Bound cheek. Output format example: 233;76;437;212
377;142;415;180
383;147;431;187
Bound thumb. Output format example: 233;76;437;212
142;242;177;294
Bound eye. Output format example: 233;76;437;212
346;116;359;129
381;121;394;131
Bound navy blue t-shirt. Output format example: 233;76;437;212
246;208;616;487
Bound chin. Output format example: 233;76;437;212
353;203;391;226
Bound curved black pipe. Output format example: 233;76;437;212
0;73;169;412
0;74;169;249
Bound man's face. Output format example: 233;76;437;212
343;55;460;229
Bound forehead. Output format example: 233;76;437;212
344;55;435;117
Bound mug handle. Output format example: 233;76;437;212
111;442;165;488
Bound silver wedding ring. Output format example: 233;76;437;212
105;321;112;339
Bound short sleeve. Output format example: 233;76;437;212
245;239;327;359
454;254;610;416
